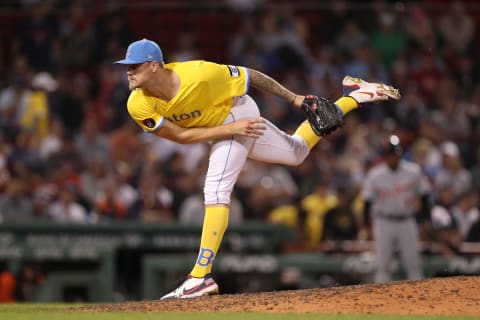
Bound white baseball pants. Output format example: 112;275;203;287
204;95;310;205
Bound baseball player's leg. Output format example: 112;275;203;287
161;99;257;300
248;117;311;165
295;77;400;149
191;134;254;277
373;218;396;283
397;219;424;280
161;136;251;300
247;95;364;163
294;96;359;148
190;205;228;277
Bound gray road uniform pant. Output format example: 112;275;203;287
373;215;423;282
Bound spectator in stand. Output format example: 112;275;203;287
109;120;143;166
437;1;475;58
470;144;480;192
37;117;64;161
0;133;11;193
0;72;31;135
224;0;263;13
47;183;89;224
57;0;96;70
343;43;390;87
466;202;480;242
409;137;441;182
408;52;446;105
322;0;352;44
267;200;299;232
74;117;111;163
171;33;201;62
450;189;479;241
430;184;461;256
370;11;407;69
0;270;16;302
404;4;437;54
49;72;86;136
0;177;34;223
430;78;471;144
94;174;129;222
322;186;359;243
468;84;480;144
93;1;134;63
87;63;130;132
228;19;268;72
140;131;208;177
334;114;373;170
434;141;472;198
20;72;57;148
258;3;312;72
31;187;53;223
393;86;428;133
110;164;139;211
16;1;57;71
80;156;110;206
301;179;338;248
13;262;44;302
160;151;200;215
46;133;83;189
238;161;299;221
127;170;173;222
308;46;344;98
335;19;369;61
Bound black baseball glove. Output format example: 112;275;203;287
301;95;343;137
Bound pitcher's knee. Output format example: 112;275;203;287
204;190;232;205
283;150;309;166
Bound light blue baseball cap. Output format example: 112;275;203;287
114;38;163;64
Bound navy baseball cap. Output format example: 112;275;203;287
114;38;163;64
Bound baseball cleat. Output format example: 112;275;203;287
160;274;219;300
342;76;401;104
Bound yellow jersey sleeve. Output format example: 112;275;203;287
127;89;165;132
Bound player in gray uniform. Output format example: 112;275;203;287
362;135;431;283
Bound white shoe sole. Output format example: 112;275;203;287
343;76;401;100
161;282;219;300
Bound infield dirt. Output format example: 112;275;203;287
80;276;479;316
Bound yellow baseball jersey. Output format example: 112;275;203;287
127;60;249;132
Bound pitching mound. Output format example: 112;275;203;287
80;276;480;315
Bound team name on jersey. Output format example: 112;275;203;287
165;109;202;122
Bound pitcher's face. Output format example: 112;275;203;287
126;62;152;90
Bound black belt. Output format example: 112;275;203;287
376;212;413;221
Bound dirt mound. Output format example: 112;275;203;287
80;276;480;316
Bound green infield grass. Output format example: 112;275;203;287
0;304;478;320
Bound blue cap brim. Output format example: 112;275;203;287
114;58;146;65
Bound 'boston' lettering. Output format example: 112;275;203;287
166;110;202;122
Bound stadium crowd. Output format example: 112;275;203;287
0;0;479;261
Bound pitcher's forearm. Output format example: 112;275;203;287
156;124;232;144
155;118;266;144
248;68;304;107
